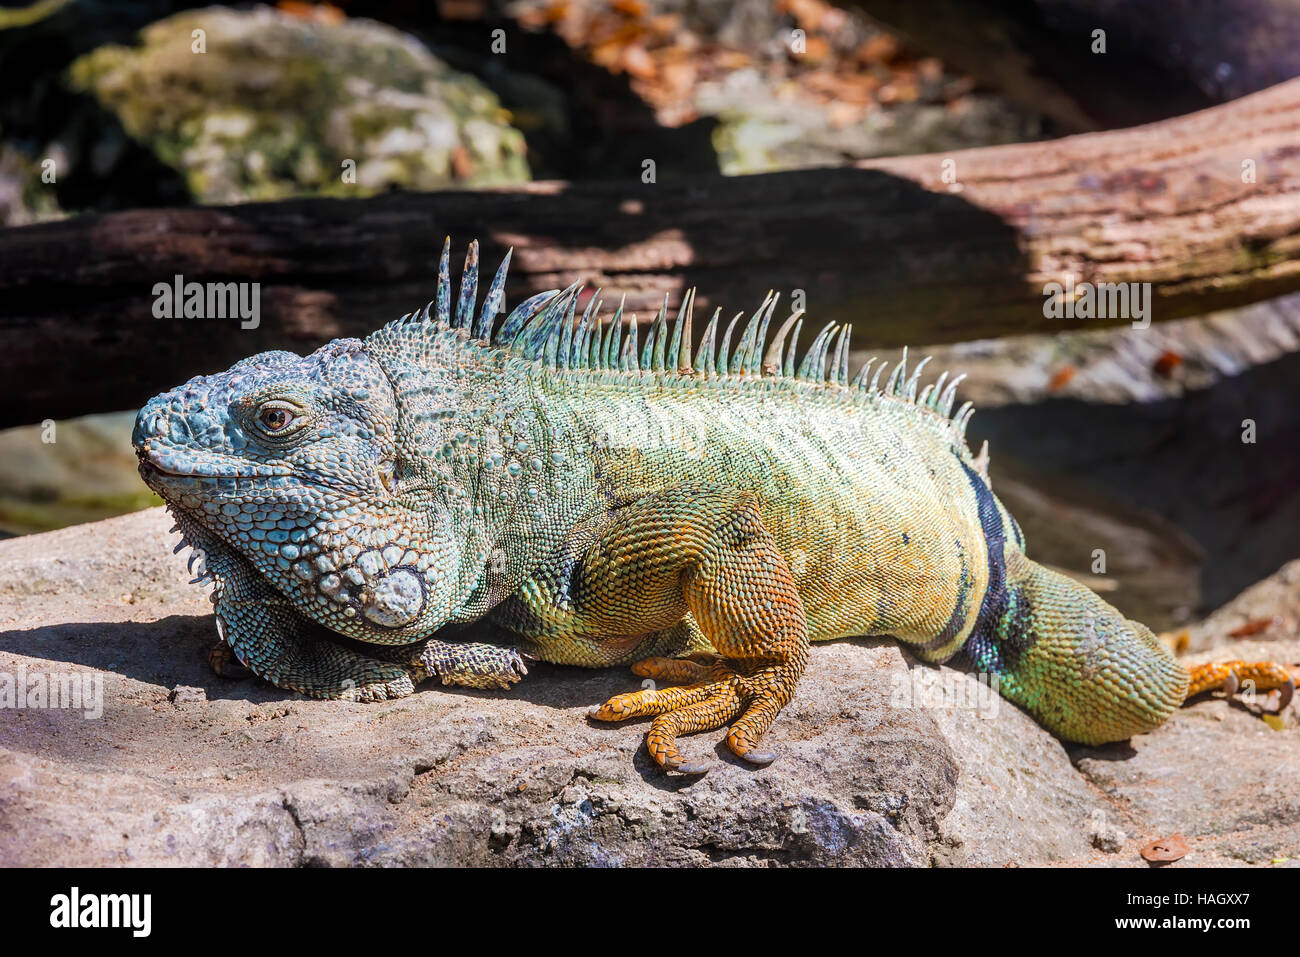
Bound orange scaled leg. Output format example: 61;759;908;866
1185;659;1295;711
583;488;810;774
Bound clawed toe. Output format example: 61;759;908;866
589;659;797;773
1186;660;1296;717
1271;676;1295;711
207;641;252;679
631;654;723;686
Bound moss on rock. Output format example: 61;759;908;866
65;5;529;204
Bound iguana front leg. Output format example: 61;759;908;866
206;543;418;701
499;486;810;774
192;522;526;698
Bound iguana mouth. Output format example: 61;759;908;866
137;449;287;481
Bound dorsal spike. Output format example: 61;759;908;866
730;308;763;375
815;325;839;382
929;371;950;408
885;346;909;395
515;298;555;358
496;288;558;345
514;281;580;356
587;306;605;369
918;384;935;407
939;374;967;416
604;296;625;370
797;322;837;380
762;309;805;376
435;236;452;328
695;307;720;374
717;311;743;376
869;358;887;393
571;294;592;365
475;247;511;341
545;287;578;368
747;291;779;375
455;240;479;329
829;326;847;385
832;326;851;384
671;288;695;373
851;356;876;389
783;318;803;379
555;289;580;369
625;311;640;371
904;355;932;400
962;409;977;440
651;294;669;372
575;292;601;369
954;401;975;439
639;314;655;370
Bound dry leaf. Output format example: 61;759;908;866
1141;833;1189;864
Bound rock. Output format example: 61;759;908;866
1177;560;1300;654
64;6;529;205
700;69;1041;175
1069;639;1300;867
168;685;206;705
0;508;1296;866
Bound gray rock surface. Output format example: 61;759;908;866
0;508;1295;866
64;6;529;204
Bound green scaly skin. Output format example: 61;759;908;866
134;239;1210;771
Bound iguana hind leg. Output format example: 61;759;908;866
581;487;810;773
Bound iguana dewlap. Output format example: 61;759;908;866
133;240;1293;773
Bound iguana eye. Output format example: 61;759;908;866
254;401;303;436
261;408;290;430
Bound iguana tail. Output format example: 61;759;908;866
967;548;1188;745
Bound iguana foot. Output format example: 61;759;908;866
632;652;722;685
593;654;794;772
414;639;529;690
580;490;809;773
207;640;253;679
1186;659;1295;711
183;521;420;701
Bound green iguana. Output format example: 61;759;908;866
134;240;1293;773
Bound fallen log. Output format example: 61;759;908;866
3;78;1300;427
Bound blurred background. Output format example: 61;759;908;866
1;0;1299;639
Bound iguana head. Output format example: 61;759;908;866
133;336;467;643
134;240;594;649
